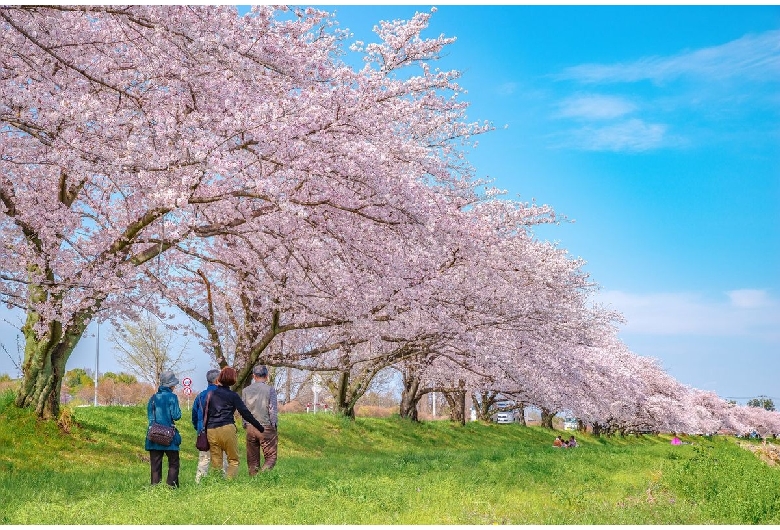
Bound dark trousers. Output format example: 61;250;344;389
149;449;180;487
246;424;277;475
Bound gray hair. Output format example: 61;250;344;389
252;365;269;378
206;369;220;385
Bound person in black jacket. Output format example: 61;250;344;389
205;366;264;479
191;369;227;482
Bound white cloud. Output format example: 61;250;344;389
557;29;780;85
546;30;780;153
597;289;780;340
567;119;667;152
496;82;518;96
727;289;773;309
555;94;637;120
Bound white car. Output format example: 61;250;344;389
495;411;517;424
563;418;578;430
492;401;519;423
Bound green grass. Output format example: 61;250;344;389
2;389;780;524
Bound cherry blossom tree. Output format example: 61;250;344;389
2;5;435;418
121;7;493;410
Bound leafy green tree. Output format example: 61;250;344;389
100;372;138;385
747;395;775;411
64;368;94;390
61;368;95;405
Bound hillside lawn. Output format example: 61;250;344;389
2;390;780;524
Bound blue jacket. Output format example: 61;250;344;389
145;386;182;451
191;383;218;433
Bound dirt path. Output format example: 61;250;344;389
739;441;780;466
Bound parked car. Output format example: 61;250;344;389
494;410;517;424
563;417;578;431
492;401;519;424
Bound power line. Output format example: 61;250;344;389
725;397;779;400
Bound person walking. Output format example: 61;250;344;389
206;366;264;479
191;368;228;483
242;365;279;474
145;370;182;487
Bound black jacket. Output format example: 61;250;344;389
206;385;264;432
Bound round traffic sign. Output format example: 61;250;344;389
183;387;192;395
182;377;192;387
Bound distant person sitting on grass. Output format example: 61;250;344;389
553;435;564;448
566;435;578;448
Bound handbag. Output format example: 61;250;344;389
147;396;176;446
195;391;212;451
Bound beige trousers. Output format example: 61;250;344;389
207;423;240;478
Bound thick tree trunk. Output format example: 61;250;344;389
332;366;377;420
15;308;88;419
445;380;466;425
444;392;458;422
333;370;356;419
284;367;292;405
472;391;497;421
592;421;614;436
516;402;527;426
459;386;466;426
540;407;555;429
399;373;421;421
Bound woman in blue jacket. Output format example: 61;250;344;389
145;370;182;487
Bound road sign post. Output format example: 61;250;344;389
182;377;192;410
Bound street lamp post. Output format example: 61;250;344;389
94;317;100;407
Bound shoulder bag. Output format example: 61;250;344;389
147;395;176;446
195;391;211;451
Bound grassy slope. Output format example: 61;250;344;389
2;390;780;524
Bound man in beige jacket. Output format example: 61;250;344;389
242;365;279;474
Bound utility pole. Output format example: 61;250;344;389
94;318;100;407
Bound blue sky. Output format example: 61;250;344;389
368;4;779;402
2;5;778;403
